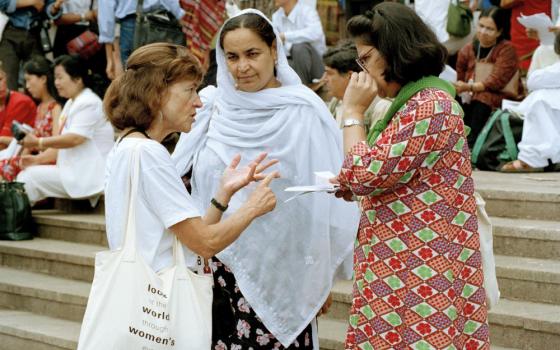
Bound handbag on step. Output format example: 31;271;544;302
77;146;213;349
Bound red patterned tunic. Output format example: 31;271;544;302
338;88;490;350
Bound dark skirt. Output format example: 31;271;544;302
211;257;314;350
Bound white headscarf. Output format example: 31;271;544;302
172;9;359;346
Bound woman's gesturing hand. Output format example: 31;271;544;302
342;71;378;118
245;171;281;217
220;152;279;197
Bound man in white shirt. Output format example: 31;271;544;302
272;0;326;84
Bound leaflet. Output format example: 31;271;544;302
517;12;555;46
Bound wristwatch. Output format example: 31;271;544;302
342;118;364;128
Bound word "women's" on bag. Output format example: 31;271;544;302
77;145;213;349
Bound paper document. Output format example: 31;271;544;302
284;171;338;203
517;13;555;46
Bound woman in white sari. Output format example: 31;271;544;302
172;9;359;350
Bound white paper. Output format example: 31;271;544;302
283;171;338;202
517;12;555;46
439;65;457;83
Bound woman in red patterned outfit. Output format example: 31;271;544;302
332;3;490;350
0;57;62;181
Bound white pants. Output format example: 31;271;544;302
518;98;560;168
16;165;69;205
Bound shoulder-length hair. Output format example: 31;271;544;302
346;2;447;86
104;43;203;131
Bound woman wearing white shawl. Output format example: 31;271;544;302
171;9;359;349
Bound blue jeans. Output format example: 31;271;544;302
119;16;135;68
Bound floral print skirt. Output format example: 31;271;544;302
211;257;313;350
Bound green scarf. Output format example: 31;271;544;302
366;76;456;146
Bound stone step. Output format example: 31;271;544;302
329;282;560;349
492;217;560;260
33;210;106;246
473;171;560;221
0;310;78;350
0;238;100;282
317;318;521;350
0;267;89;322
495;255;560;304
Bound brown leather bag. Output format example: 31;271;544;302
475;62;520;98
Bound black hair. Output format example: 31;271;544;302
346;2;447;85
219;13;276;50
53;55;106;97
23;56;64;104
322;40;361;74
479;6;510;41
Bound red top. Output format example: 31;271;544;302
0;91;37;137
510;0;552;70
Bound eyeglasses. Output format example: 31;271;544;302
355;47;375;73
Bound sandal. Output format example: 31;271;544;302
500;159;544;173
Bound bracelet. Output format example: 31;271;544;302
342;118;364;128
38;137;44;150
211;197;228;212
80;13;86;22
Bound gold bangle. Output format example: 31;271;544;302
38;137;44;150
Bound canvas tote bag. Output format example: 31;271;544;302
474;192;500;309
77;146;213;349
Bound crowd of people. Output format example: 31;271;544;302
1;0;559;349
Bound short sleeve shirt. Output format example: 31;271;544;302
105;137;201;272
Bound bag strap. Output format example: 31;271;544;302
121;144;142;261
471;109;503;164
499;111;519;160
367;76;456;146
132;0;145;50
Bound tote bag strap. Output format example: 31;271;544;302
121;144;142;261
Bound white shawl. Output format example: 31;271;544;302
172;9;359;346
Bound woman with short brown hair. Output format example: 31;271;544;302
104;42;279;284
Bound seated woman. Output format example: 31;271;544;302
501;32;560;172
172;9;359;349
332;3;489;349
455;6;520;147
0;64;36;150
16;55;114;206
0;57;63;181
322;40;391;132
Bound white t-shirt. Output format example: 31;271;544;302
57;88;114;198
105;137;201;272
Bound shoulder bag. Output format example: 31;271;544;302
66;1;102;59
447;0;473;38
133;0;185;50
475;61;520;99
77;145;213;349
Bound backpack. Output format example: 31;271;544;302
471;109;524;171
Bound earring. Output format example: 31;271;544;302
159;111;164;121
234;83;239;89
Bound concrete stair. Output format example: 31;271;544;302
0;171;558;349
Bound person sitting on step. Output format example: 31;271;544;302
272;0;326;87
501;32;560;172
